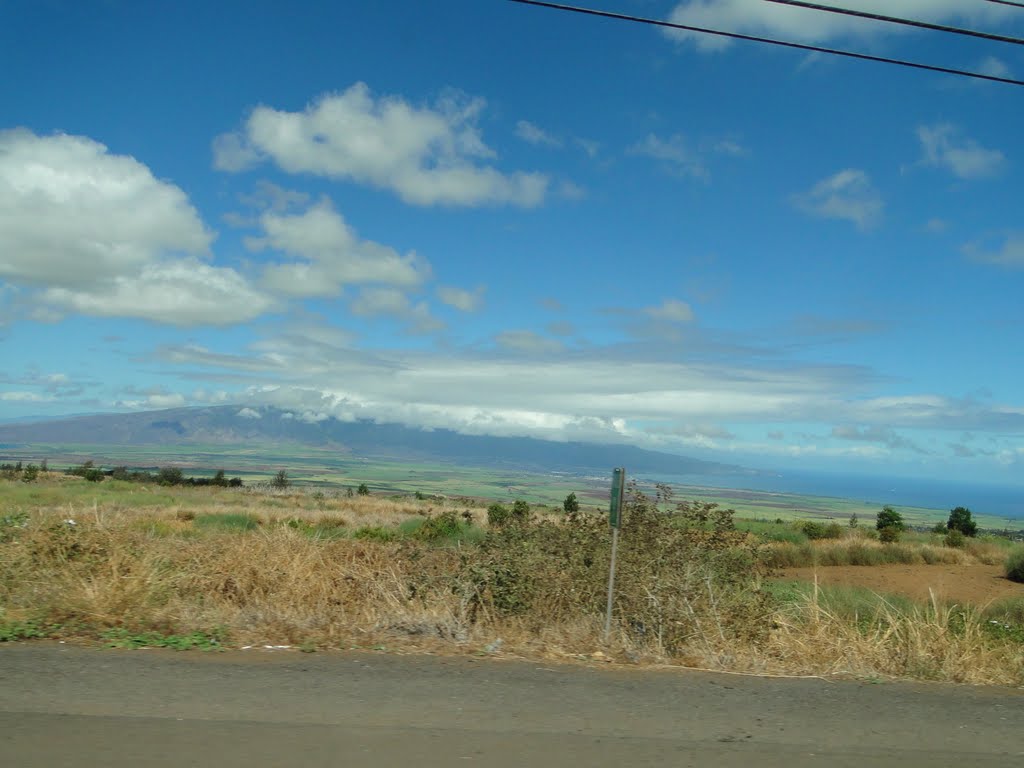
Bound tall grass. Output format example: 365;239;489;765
2;488;1023;685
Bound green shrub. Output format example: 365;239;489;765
562;493;580;514
511;499;531;523
876;506;905;532
1005;549;1024;584
458;486;770;653
416;510;463;541
356;483;370;496
944;529;966;549
487;503;510;528
878;525;901;543
271;469;290;489
353;526;397;542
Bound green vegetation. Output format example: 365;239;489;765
102;627;226;650
562;492;579;513
271;469;290;489
194;513;261;532
1006;549;1024;584
947;506;978;537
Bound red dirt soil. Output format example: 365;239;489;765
778;564;1024;606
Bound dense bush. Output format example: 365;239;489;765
800;520;844;540
878;526;901;543
455;486;769;653
944;529;966;549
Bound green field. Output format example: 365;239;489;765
1;441;1017;531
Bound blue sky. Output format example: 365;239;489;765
1;0;1022;484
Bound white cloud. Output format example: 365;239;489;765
0;129;211;286
237;407;262;419
515;120;561;148
963;233;1024;268
350;287;444;334
0;391;52;402
0;129;274;326
158;328;1024;461
251;198;429;297
43;259;276;326
664;1;1012;52
644;299;695;324
214;83;549;207
917;124;1006;179
792;169;882;230
436;284;484;312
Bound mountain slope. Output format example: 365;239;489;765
0;405;753;477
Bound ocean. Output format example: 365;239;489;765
641;469;1024;521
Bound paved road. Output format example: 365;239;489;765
1;643;1021;767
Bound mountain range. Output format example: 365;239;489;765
0;405;754;478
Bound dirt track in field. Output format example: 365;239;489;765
778;564;1023;605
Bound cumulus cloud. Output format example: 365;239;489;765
237;407;262;419
792;169;882;230
664;0;1012;52
250;198;429;297
0;129;273;325
436;284;484;312
214;83;549;207
43;259;275;325
917;124;1006;180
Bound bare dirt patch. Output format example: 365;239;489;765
778;564;1024;606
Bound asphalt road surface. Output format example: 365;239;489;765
1;643;1021;767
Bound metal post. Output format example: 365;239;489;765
604;524;620;641
604;467;625;642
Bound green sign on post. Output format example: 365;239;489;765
604;467;625;641
609;466;625;528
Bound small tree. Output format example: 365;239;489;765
22;464;39;483
158;467;184;486
511;499;530;524
212;469;228;487
356;483;370;496
40;458;48;473
876;505;905;532
271;469;290;489
947;506;978;537
848;513;859;528
562;492;580;514
487;503;510;527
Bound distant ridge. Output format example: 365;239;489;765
0;405;755;478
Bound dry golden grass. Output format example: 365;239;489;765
3;494;1023;686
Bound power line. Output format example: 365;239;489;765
979;0;1024;9
763;0;1024;45
507;1;1024;87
